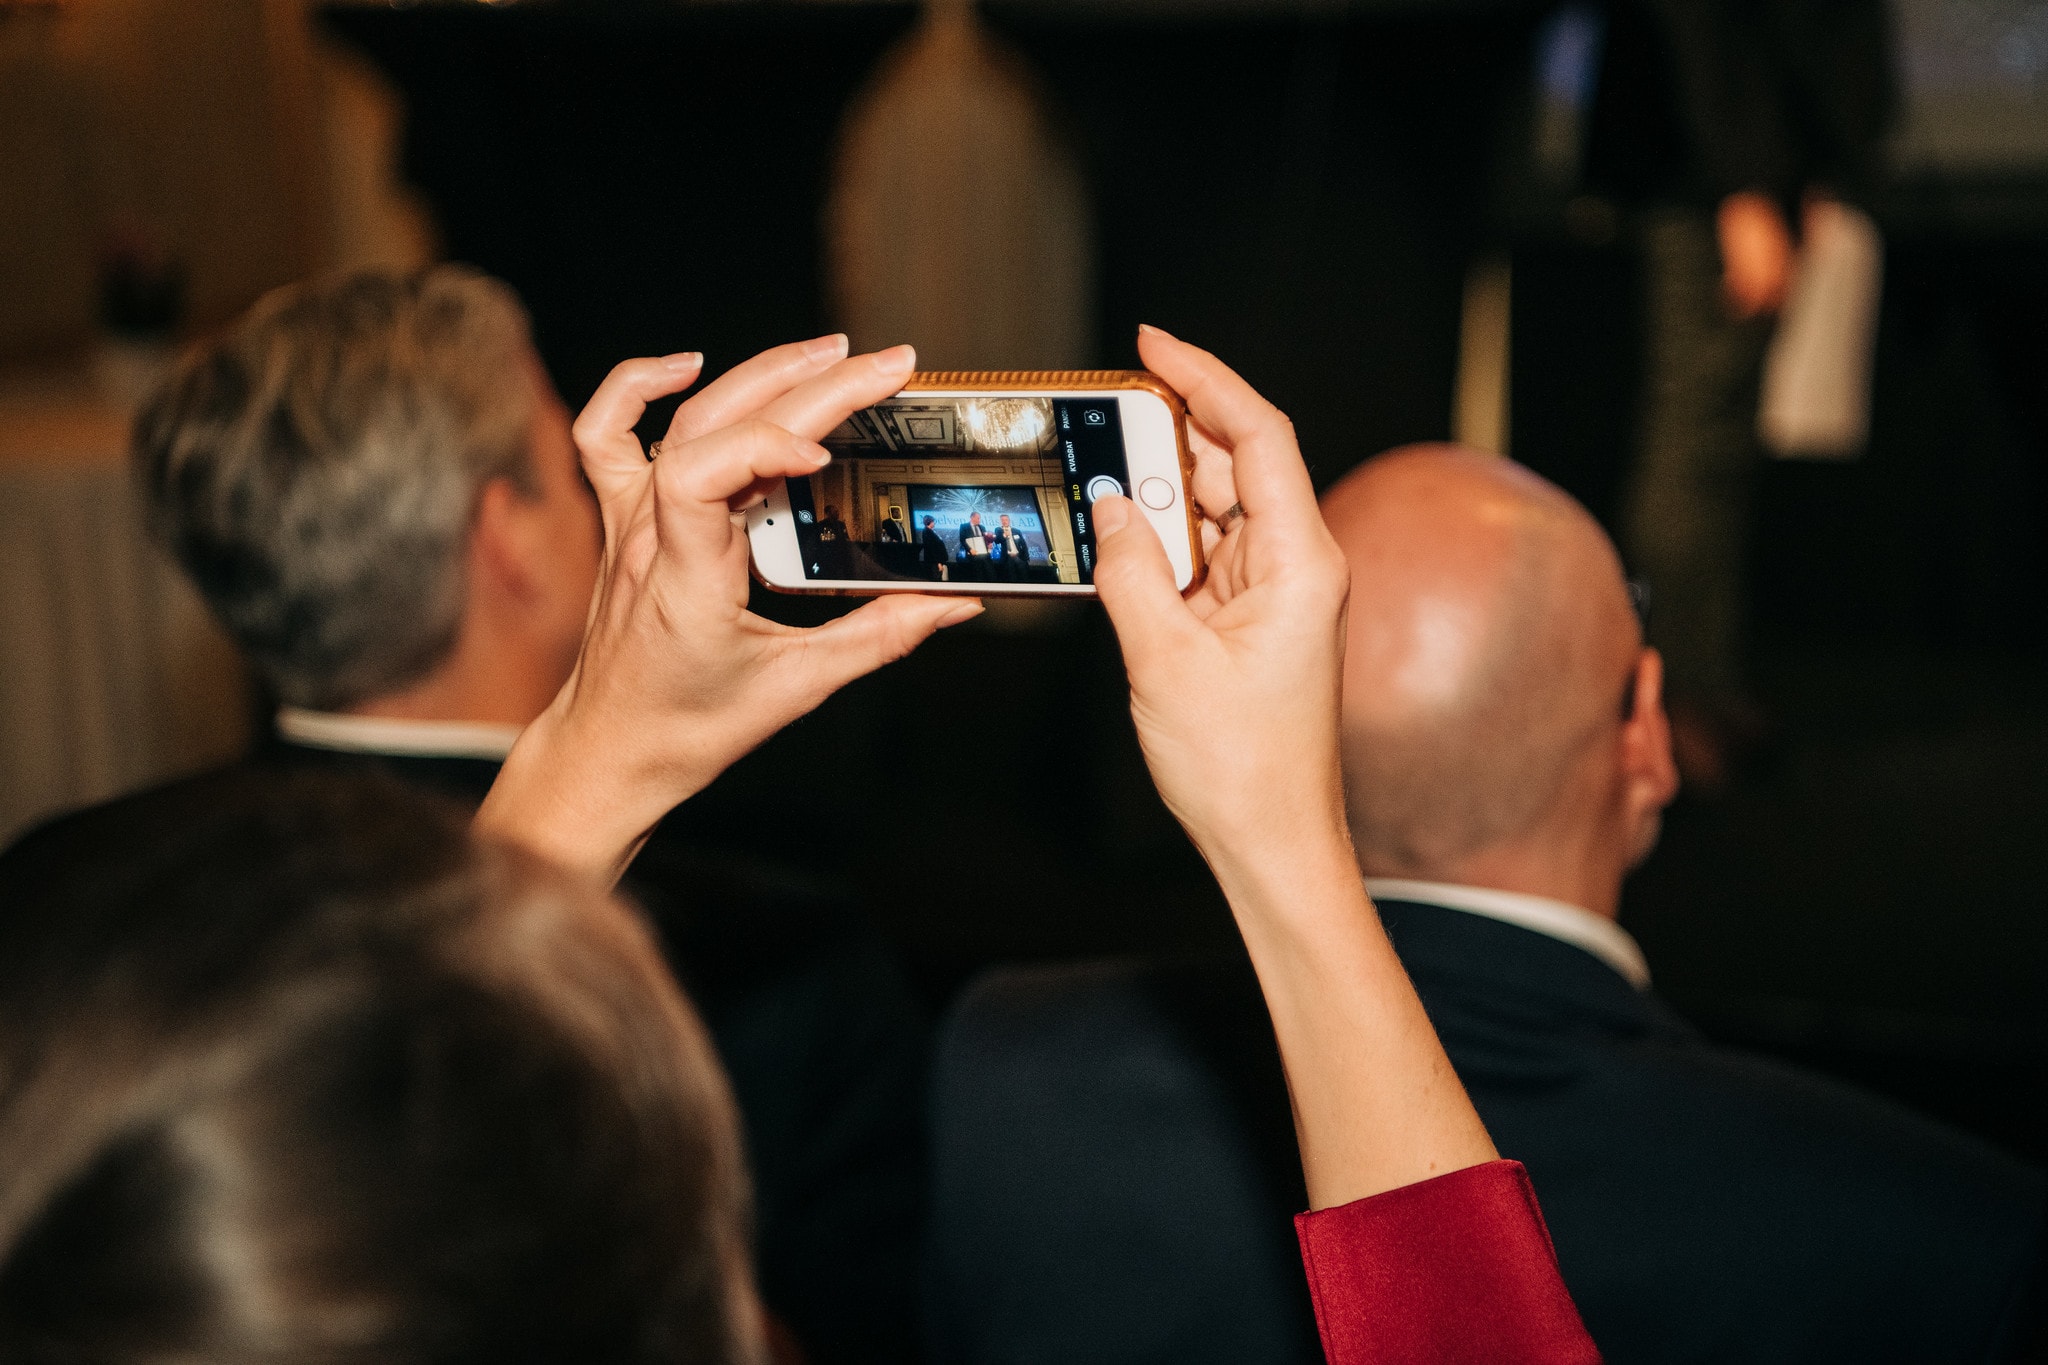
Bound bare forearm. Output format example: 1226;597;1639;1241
474;706;669;886
1203;825;1498;1210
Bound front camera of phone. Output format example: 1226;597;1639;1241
766;518;775;525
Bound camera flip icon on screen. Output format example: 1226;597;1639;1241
1083;409;1108;426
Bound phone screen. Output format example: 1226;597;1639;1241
785;394;1134;586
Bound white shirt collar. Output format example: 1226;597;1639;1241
276;707;522;762
1364;877;1651;991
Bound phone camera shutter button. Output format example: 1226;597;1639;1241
1139;478;1176;510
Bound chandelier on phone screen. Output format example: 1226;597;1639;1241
964;398;1051;453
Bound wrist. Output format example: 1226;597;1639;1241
1185;766;1352;888
1198;805;1371;939
476;702;672;883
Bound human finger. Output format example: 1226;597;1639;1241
1090;493;1197;670
573;353;704;506
756;344;918;442
782;593;984;711
1135;326;1318;529
667;334;850;443
1185;413;1239;524
655;418;832;544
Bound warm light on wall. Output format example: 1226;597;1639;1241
964;398;1050;452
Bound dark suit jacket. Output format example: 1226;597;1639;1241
928;901;2046;1364
958;522;990;557
3;736;930;1365
991;527;1030;564
1587;0;1894;210
879;518;908;543
919;527;949;565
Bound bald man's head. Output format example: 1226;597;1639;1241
1323;445;1645;878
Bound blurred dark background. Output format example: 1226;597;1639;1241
5;0;2045;1161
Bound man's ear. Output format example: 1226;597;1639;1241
1620;647;1679;817
470;476;544;606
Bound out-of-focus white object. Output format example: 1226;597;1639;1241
1758;200;1885;460
0;393;251;846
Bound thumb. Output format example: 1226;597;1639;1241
1091;494;1192;669
786;594;984;711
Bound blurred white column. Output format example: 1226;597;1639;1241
1454;255;1512;456
0;400;250;846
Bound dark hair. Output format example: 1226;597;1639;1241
0;770;761;1365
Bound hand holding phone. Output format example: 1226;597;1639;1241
746;371;1205;596
478;338;983;882
1092;325;1498;1210
1090;327;1350;864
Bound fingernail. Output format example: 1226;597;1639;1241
876;343;916;371
805;333;849;362
805;442;831;467
937;600;984;628
663;351;703;372
1137;323;1175;340
1093;493;1131;535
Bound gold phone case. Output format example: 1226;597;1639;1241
756;369;1207;598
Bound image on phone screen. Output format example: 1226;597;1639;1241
784;395;1133;585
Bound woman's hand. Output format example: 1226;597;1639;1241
477;337;982;881
1091;326;1354;880
1092;326;1495;1208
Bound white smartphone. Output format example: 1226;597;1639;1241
746;370;1205;596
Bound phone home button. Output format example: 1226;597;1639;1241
1139;477;1177;511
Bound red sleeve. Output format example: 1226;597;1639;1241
1294;1159;1601;1365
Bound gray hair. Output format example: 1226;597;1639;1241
134;267;539;710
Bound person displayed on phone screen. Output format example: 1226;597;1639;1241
920;514;950;581
958;511;991;581
993;513;1031;582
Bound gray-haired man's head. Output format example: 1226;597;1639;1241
135;267;592;713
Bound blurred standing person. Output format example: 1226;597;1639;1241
1585;0;1895;789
